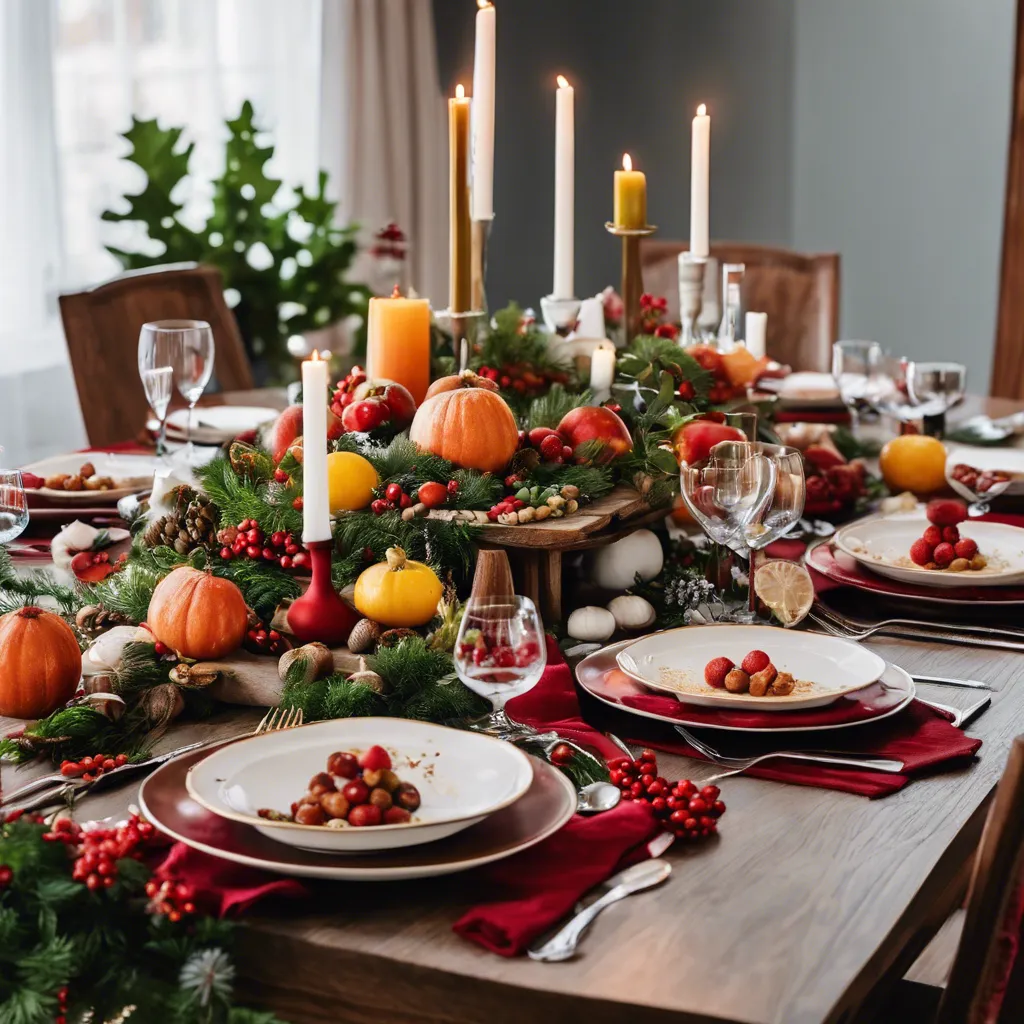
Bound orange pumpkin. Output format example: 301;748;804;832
147;566;248;659
409;386;519;473
424;369;500;401
0;606;82;719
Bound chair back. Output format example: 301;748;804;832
639;241;840;372
59;263;254;447
936;735;1024;1024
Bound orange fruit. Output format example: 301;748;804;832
878;434;947;495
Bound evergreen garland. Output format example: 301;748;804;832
525;384;591;431
0;549;78;620
0;813;289;1023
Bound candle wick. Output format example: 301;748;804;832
391;284;401;299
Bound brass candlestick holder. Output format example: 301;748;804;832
470;217;494;314
605;222;657;341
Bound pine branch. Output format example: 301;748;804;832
525;384;591;430
211;556;301;622
521;461;616;501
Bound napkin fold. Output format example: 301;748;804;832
452;800;660;956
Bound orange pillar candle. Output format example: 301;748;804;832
613;153;647;229
366;286;432;405
449;83;472;313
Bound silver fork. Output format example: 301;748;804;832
3;706;304;811
807;607;1024;652
811;603;1024;642
673;725;905;781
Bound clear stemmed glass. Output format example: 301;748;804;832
454;595;547;736
872;355;918;426
138;322;177;456
142;320;215;464
906;361;966;437
0;471;29;544
831;340;882;436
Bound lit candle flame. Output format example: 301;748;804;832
310;349;322;362
477;0;492;8
391;284;401;298
622;153;632;172
697;103;707;116
557;74;569;89
455;83;465;100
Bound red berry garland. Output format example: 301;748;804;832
609;750;726;840
58;752;128;782
218;519;309;570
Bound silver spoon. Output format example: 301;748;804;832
577;781;621;814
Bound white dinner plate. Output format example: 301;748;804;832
22;451;161;502
615;624;886;710
151;405;279;444
186;718;534;854
834;514;1024;588
580;638;916;734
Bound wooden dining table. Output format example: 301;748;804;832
3;394;1023;1024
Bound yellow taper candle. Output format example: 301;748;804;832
449;83;472;313
366;286;432;405
613;153;647;230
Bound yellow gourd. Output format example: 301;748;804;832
353;547;443;627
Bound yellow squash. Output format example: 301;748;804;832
353;547;442;627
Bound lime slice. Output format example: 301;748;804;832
754;560;815;627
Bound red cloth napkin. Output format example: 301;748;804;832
774;409;850;425
452;800;660;956
504;637;624;761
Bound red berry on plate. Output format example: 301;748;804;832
700;785;721;801
342;780;370;805
357;744;392;772
704;656;734;689
942;526;960;544
926;498;968;527
909;538;934;566
740;650;770;675
922;525;942;546
348;804;383;827
954;537;978;560
383;806;411;824
549;742;574;766
933;542;955;567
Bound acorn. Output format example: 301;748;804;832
347;669;387;694
278;642;334;684
347;617;382;654
169;663;221;689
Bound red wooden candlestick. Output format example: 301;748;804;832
286;541;358;646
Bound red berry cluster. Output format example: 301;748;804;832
609;749;726;840
518;426;574;464
329;365;368;419
47;814;158;893
69;549;124;583
54;986;68;1024
486;495;529;522
477;363;569;396
244;625;288;656
219;519;309;571
59;752;129;782
371;480;457;516
639;293;679;340
144;878;196;922
369;221;407;260
455;628;541;670
909;499;978;569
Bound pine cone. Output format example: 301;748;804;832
75;603;132;637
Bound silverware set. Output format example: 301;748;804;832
808;602;1024;652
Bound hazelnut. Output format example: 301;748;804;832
392;782;421;811
368;787;393;810
363;767;399;791
79;461;96;478
770;671;795;696
517;506;536;524
533;505;552;521
294;803;326;826
401;507;417;522
749;664;777;697
320;791;350;819
948;557;970;572
565;499;579;514
308;772;335;796
970;554;988;570
559;484;580;499
724;668;750;693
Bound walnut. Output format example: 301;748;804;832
79;461;96;478
724;668;750;693
770;671;795;696
748;663;778;697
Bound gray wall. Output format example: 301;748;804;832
433;0;795;310
791;0;1014;389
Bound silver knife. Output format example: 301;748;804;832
913;674;993;691
528;859;672;962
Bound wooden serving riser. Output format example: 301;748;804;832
206;647;362;708
477;484;661;622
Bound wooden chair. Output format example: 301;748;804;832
880;735;1024;1023
59;263;254;447
639;240;840;373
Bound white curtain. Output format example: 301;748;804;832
319;0;447;307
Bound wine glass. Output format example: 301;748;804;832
138;323;180;456
906;361;966;438
831;340;882;435
0;471;29;544
454;595;546;735
872;355;918;426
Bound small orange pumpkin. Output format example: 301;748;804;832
410;385;519;473
0;606;82;719
423;369;500;401
147;566;248;659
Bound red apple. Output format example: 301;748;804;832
341;397;391;433
266;404;343;463
354;380;416;429
556;406;633;464
671;419;746;466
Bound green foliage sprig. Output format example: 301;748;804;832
0;549;78;620
102;101;370;382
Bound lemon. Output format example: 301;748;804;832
326;451;378;511
878;434;947;495
754;560;815;627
